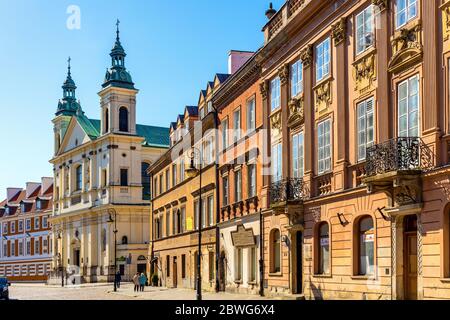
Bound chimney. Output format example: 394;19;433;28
228;50;254;74
265;2;276;20
41;177;54;196
6;188;23;202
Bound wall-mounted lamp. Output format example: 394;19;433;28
377;207;390;221
337;213;349;226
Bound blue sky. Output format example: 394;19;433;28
0;0;284;199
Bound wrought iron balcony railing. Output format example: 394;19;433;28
365;137;435;177
270;178;306;205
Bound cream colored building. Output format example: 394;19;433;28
48;27;169;284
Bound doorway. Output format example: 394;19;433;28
173;257;178;288
295;231;303;294
404;215;418;300
137;263;146;274
73;249;80;267
218;251;226;292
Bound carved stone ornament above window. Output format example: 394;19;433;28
314;79;332;115
441;1;450;43
388;20;423;74
353;52;376;94
270;110;282;132
259;81;269;100
288;96;305;128
371;0;389;12
331;18;347;46
300;44;313;68
278;64;290;85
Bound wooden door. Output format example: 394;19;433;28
173;258;178;288
404;215;418;300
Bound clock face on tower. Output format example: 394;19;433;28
120;71;127;80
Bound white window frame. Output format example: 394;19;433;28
248;163;256;198
222;118;229;150
271;143;283;182
43;216;48;229
396;0;418;29
292;132;305;178
18;220;24;232
316;37;331;82
233;108;241;143
356;5;375;55
207;195;214;227
247;97;256;133
34;238;40;255
398;75;420;138
291;60;303;97
34;217;40;230
234;169;242;202
318;119;332;174
10;221;15;233
270;77;281;111
26;219;31;231
357;97;375;161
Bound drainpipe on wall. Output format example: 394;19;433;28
212;106;221;293
259;208;264;297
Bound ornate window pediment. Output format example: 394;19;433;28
270;110;282;131
314;79;333;116
288;96;304;128
353;51;377;94
388;20;423;74
441;1;450;50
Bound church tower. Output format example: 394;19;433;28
99;20;138;136
53;58;82;155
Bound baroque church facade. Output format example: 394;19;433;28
49;24;169;283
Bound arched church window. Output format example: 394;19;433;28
119;107;129;132
104;109;109;133
141;162;151;200
122;236;128;245
75;165;82;191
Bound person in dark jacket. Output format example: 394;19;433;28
115;271;122;289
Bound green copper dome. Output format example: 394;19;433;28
56;57;82;116
102;20;135;90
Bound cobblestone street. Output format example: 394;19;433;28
8;283;273;300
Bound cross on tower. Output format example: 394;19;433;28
67;56;71;76
116;19;120;40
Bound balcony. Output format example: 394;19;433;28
270;178;306;207
363;137;435;208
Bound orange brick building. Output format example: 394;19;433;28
0;178;53;282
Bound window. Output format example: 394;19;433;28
200;107;205;119
18;220;23;232
159;174;163;195
3;243;7;257
222;118;229;150
119;107;129;132
36;200;42;211
292;132;305;178
318;120;332;174
271;229;281;273
247;97;256;132
165;210;170;237
120;168;128;187
249;247;257;283
34;217;40;230
172;209;177;235
141;162;151;200
75;165;82;191
223;176;229;206
166;256;170;277
396;0;417;29
194;200;199;230
172;164;177;187
122;236;128;245
102;169;108;188
180;159;185;182
207;196;214;227
11;242;15;256
26;219;31;231
165;169;170;191
357;98;375;161
271;77;281;111
234;170;242;202
155;218;161;239
233;109;241;143
181;254;186;278
43;239;48;254
316;37;331;82
11;221;15;233
271;143;283;182
26;239;31;255
398;75;419;137
181;207;186;233
248;164;256;198
291;60;303;97
356;5;374;55
358;216;374;275
104;108;109;133
209;251;215;281
201;198;207;228
34;238;40;255
3;222;7;234
318;223;330;274
21;203;26;213
235;248;243;281
18;240;23;256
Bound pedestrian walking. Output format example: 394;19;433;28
133;272;140;292
115;271;122;289
139;273;147;292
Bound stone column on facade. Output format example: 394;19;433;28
417;213;424;300
332;17;349;191
260;80;271;208
300;45;314;197
374;0;391;143
279;63;291;179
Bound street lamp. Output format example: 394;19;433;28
107;209;118;292
185;147;203;301
57;231;64;287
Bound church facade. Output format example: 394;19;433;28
48;24;169;284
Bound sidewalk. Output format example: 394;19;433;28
12;282;114;289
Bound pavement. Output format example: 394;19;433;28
8;282;273;300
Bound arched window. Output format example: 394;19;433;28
358;216;374;275
176;210;181;234
75;165;82;191
122;236;128;245
271;229;281;273
141;162;151;200
104;109;109;133
318;222;330;274
119;107;129;132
